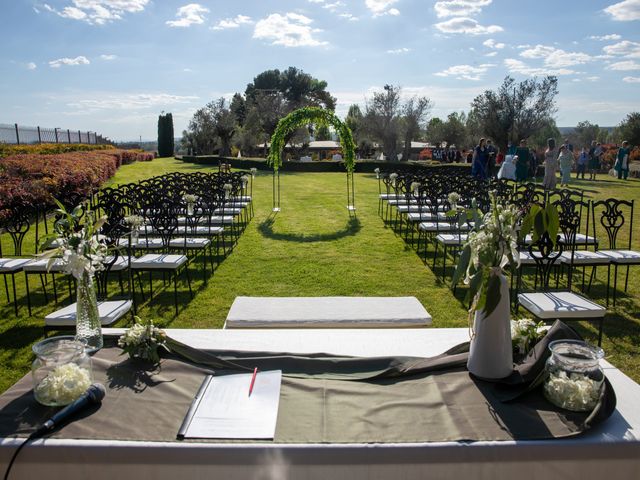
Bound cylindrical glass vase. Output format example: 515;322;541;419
543;340;605;412
76;272;103;352
32;336;93;406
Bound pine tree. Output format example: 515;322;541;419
157;112;175;157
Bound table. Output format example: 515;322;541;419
1;328;639;480
225;296;432;328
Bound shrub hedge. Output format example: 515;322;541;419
0;143;115;157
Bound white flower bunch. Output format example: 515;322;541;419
223;183;233;192
250;167;257;177
34;362;92;406
544;370;600;412
118;316;168;364
447;192;461;209
241;175;250;186
42;201;109;281
389;172;398;187
374;168;380;174
410;182;421;195
182;193;198;204
124;215;144;229
511;318;546;355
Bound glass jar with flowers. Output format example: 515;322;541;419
124;214;144;246
182;194;198;216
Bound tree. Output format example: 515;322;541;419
182;98;236;156
363;85;402;161
469;76;558;151
572;120;601;150
401;96;432;161
157;112;174;157
440;112;468;149
617;112;640;147
426;117;444;144
315;124;331;141
230;93;247;127
529;118;561;150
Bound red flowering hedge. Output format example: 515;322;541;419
0;151;119;222
0;143;115;157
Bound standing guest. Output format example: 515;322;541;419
472;138;488;179
576;147;588;179
589;142;603;180
514;139;530;182
455;149;462;162
486;139;497;177
563;138;574;152
543;138;558;190
615;141;631;180
496;148;504;166
507;141;517;156
558;145;574;187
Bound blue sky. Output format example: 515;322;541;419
2;0;640;141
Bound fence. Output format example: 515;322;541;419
0;123;111;145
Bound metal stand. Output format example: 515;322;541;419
272;170;281;212
346;170;356;216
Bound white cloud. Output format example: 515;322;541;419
26;62;37;70
66;93;199;111
253;13;328;47
49;56;90;68
100;54;117;60
485;51;497;57
212;15;252;30
623;76;640;82
339;13;359;21
610;60;640;70
323;1;346;12
434;63;494;81
166;3;209;28
365;0;400;17
589;34;622;41
434;17;502;35
586;76;600;81
387;47;411;54
520;44;592;68
43;1;148;25
603;40;640;58
504;58;575;76
434;0;492;18
483;38;505;49
604;0;640;21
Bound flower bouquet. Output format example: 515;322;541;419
118;316;169;364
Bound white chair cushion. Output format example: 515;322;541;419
22;258;66;273
45;300;132;327
119;237;164;249
231;195;251;202
518;251;538;265
559;251;611;265
0;258;33;273
104;255;129;271
131;254;187;269
168;238;211;248
518;291;606;319
214;208;243;215
598;249;640;264
225;296;432;329
436;233;468;245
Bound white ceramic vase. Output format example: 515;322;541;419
467;272;513;380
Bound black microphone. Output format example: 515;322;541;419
33;383;106;438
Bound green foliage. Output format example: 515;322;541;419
617;112;640;147
268;107;356;172
519;202;560;247
157;112;174;157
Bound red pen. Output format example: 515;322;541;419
248;367;258;397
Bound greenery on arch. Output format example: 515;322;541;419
267;107;356;172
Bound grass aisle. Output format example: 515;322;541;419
0;157;638;394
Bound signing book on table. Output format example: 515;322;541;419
178;369;282;440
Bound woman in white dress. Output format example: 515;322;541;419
543;138;558;190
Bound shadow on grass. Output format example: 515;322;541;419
258;216;362;243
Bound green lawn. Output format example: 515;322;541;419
1;157;639;394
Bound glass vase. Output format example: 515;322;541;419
76;272;103;352
187;202;194;216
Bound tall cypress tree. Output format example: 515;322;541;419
157;112;175;157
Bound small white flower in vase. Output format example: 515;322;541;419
410;181;421;196
124;215;144;245
223;183;233;200
182;194;198;216
374;167;380;179
389;172;398;188
241;175;250;188
250;167;257;179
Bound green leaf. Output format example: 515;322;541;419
546;203;560;246
465;268;484;304
451;244;471;287
533;209;545;243
483;272;503;317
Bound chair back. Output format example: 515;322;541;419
528;231;563;290
591;198;634;250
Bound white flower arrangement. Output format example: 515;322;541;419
410;181;421;195
124;215;144;229
241;175;250;186
544;370;600;412
250;167;257;177
389;172;398;187
41;201;108;281
118;316;168;364
34;362;92;406
182;194;198;204
447;192;461;209
223;183;233;199
452;193;521;317
374;167;380;179
511;318;546;355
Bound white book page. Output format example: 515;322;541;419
183;370;282;439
